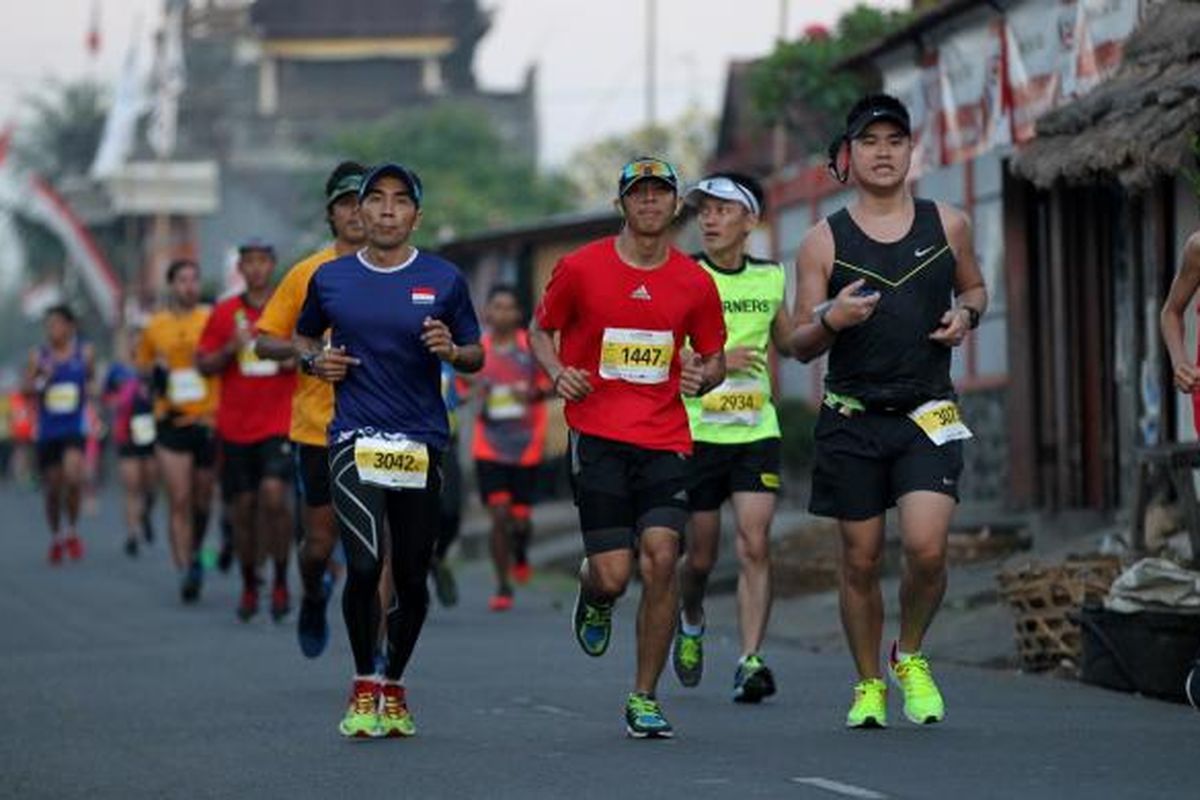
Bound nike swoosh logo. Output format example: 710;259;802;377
915;246;936;258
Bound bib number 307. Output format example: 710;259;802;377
908;400;973;446
354;437;429;489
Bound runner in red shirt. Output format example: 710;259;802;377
197;239;297;622
531;156;727;738
468;285;552;611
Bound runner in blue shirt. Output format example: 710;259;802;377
296;163;483;738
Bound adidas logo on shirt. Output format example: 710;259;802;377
630;284;652;301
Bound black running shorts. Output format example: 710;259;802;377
220;436;293;498
568;431;690;555
36;436;85;472
688;438;782;512
475;459;538;508
295;443;331;508
156;423;217;469
808;405;963;521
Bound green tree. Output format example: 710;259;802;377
13;79;107;183
567;105;715;209
331;103;573;244
748;4;912;153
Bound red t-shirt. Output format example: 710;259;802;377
471;330;552;465
197;294;296;443
534;237;726;454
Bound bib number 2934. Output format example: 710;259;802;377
354;437;429;489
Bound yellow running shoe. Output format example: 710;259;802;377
338;678;381;739
846;678;887;728
378;683;416;738
888;642;945;725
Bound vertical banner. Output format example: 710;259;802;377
938;20;1010;164
883;56;941;178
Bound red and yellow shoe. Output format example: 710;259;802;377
488;592;514;612
378;683;416;738
339;678;381;739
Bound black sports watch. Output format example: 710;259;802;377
299;350;319;375
960;306;981;330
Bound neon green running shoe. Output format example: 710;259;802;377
888;643;945;725
338;678;381;739
671;625;704;687
625;692;673;739
378;683;416;738
845;678;887;729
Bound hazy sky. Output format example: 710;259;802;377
0;0;904;166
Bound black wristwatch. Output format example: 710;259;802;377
299;351;319;375
960;306;981;330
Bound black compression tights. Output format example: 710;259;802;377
330;440;442;681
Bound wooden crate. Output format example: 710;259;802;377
996;556;1123;671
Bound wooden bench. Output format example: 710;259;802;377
1131;442;1200;565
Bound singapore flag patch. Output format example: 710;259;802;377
411;286;436;305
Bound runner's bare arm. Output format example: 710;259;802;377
255;332;296;361
529;318;591;401
1162;231;1200;392
195;337;237;376
789;221;879;361
22;348;42;397
769;301;794;358
420;318;482;373
930;204;987;347
681;350;726;397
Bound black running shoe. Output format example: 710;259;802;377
732;654;777;704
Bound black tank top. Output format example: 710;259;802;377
825;198;956;408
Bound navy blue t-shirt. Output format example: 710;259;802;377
296;249;481;450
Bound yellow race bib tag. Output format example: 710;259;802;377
908;400;973;446
485;385;525;421
354;436;429;490
700;378;765;426
44;383;81;414
238;341;279;377
130;413;157;446
168;368;207;405
599;328;674;384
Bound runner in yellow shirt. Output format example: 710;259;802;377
257;161;366;657
136;259;217;603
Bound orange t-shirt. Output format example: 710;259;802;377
256;246;338;447
135;305;216;426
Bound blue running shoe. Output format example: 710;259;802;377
572;583;612;657
297;588;330;659
625;693;673;739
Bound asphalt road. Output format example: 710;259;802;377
1;482;1194;799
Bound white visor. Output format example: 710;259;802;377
684;177;760;216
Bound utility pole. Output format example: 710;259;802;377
645;0;657;128
772;0;789;169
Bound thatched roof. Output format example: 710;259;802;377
1012;1;1200;190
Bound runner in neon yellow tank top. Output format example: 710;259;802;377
674;172;793;703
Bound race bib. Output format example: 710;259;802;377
700;378;765;426
44;383;81;414
238;341;279;377
599;328;674;384
908;400;973;446
485;385;525;421
130;413;157;446
354;436;429;490
168;368;206;405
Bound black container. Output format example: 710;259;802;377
1078;604;1200;703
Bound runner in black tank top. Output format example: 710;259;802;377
789;94;988;730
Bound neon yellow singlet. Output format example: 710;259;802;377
684;254;785;444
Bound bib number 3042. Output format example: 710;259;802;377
908;400;973;446
354;437;429;489
599;328;674;384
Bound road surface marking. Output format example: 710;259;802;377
791;777;888;799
